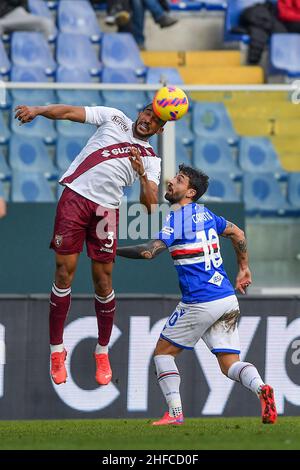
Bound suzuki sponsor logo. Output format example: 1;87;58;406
101;146;132;158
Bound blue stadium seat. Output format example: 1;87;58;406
101;100;140;121
0;39;10;76
146;67;183;85
11;32;56;75
56;66;101;106
10;65;56;103
270;34;300;77
169;0;203;10
243;172;296;216
0;151;11;180
288;173;300;209
192;102;238;145
57;33;101;76
28;0;57;41
11;102;56;144
176;139;191;167
239;137;287;179
101;33;146;76
203;172;240;202
56;135;87;172
58;0;102;43
11;171;55;202
56;120;95;139
0;112;10;144
204;1;227;10
224;0;261;43
193;137;241;179
0;89;11;110
175;115;194;145
102;67;139;84
9;135;58;179
101;67;147;105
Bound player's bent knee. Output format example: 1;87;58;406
154;338;182;357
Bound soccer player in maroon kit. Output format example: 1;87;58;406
15;103;165;385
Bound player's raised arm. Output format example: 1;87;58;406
14;104;86;124
221;221;252;295
117;239;167;259
129;146;158;214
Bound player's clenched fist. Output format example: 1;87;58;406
14;105;39;124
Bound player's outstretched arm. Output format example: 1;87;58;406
14;105;86;124
221;221;252;295
117;239;167;259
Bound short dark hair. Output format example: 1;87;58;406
142;103;166;126
178;164;209;201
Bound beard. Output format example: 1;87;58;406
165;191;182;204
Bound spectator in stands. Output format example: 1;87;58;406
0;197;6;219
277;0;300;32
131;0;178;49
0;0;54;38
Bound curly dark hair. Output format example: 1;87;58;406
178;164;209;201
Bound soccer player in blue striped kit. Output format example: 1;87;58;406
117;164;277;425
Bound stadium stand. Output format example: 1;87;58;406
11;171;55;202
101;67;147;105
175;116;194;145
146;67;184;85
192;102;238;145
28;0;57;41
56;66;100;105
11;32;56;75
193;137;242;179
243;172;296;216
11;104;56;144
0;150;11;180
9;135;58;179
203;172;240;202
58;0;101;42
288;173;300;209
270;34;300;78
101;33;146;76
204;0;227;10
56;136;88;172
10;65;56;103
0;39;10;76
239;137;287;180
224;0;257;43
176;139;191;167
56;119;95;139
56;33;101;76
0;112;11;144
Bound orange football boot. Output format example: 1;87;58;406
94;353;112;385
259;385;277;424
51;349;67;385
152;412;184;426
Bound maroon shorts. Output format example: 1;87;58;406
50;187;119;263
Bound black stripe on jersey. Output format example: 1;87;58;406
172;248;219;260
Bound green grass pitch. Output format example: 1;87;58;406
0;417;299;450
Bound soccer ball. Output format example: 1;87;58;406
152;86;189;122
